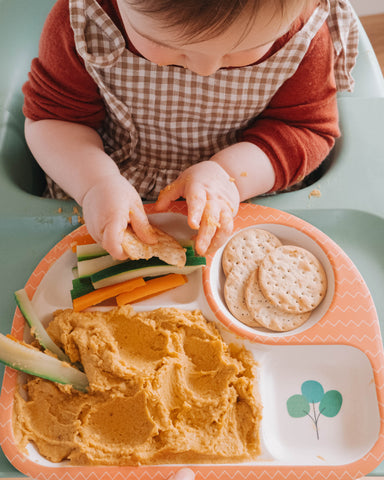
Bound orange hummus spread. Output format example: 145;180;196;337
13;306;262;465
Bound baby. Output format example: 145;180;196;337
23;0;358;258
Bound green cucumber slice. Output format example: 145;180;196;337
76;243;193;262
77;255;124;278
71;277;95;300
91;256;206;289
0;334;88;392
14;289;70;363
183;245;195;256
77;246;197;279
76;243;108;261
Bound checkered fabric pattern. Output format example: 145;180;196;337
327;1;359;91
52;0;358;201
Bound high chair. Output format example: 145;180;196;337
0;1;383;477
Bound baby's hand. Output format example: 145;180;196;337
155;161;240;255
82;174;157;259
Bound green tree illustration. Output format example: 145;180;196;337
286;380;342;439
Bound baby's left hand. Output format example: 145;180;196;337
155;161;240;255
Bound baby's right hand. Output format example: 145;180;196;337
81;174;157;259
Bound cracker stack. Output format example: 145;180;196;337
222;228;327;332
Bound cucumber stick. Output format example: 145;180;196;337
14;289;70;363
0;334;88;392
71;277;95;300
77;242;194;263
76;243;108;261
91;256;206;289
77;255;124;278
77;245;197;279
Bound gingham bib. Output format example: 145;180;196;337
68;0;358;200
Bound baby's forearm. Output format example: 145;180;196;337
24;119;120;204
211;142;276;201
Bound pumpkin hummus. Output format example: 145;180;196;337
13;306;262;465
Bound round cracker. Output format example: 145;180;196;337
245;269;311;332
258;245;327;314
222;228;282;277
224;270;260;327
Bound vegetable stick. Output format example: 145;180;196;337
116;274;187;306
72;277;146;311
76;243;108;261
0;333;88;392
78;254;125;279
71;277;94;300
71;234;97;252
15;289;70;362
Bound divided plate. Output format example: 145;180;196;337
1;202;384;480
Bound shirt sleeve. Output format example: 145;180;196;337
22;0;106;129
240;21;341;192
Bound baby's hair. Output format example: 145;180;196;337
126;0;314;43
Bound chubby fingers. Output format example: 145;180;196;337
194;204;234;256
101;213;129;260
205;209;234;254
129;203;158;244
102;204;157;260
186;188;207;230
155;180;185;212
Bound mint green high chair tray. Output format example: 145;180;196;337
0;0;383;477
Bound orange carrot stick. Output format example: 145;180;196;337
73;277;146;311
71;234;97;252
116;274;187;306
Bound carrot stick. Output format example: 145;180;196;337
116;274;187;306
71;234;97;252
73;277;146;311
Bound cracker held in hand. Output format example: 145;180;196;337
258;245;327;314
245;269;310;332
122;226;186;267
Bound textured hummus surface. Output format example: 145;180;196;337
13;306;262;465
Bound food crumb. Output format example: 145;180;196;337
309;188;321;199
57;207;63;214
240;171;248;177
206;215;221;228
73;206;79;215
